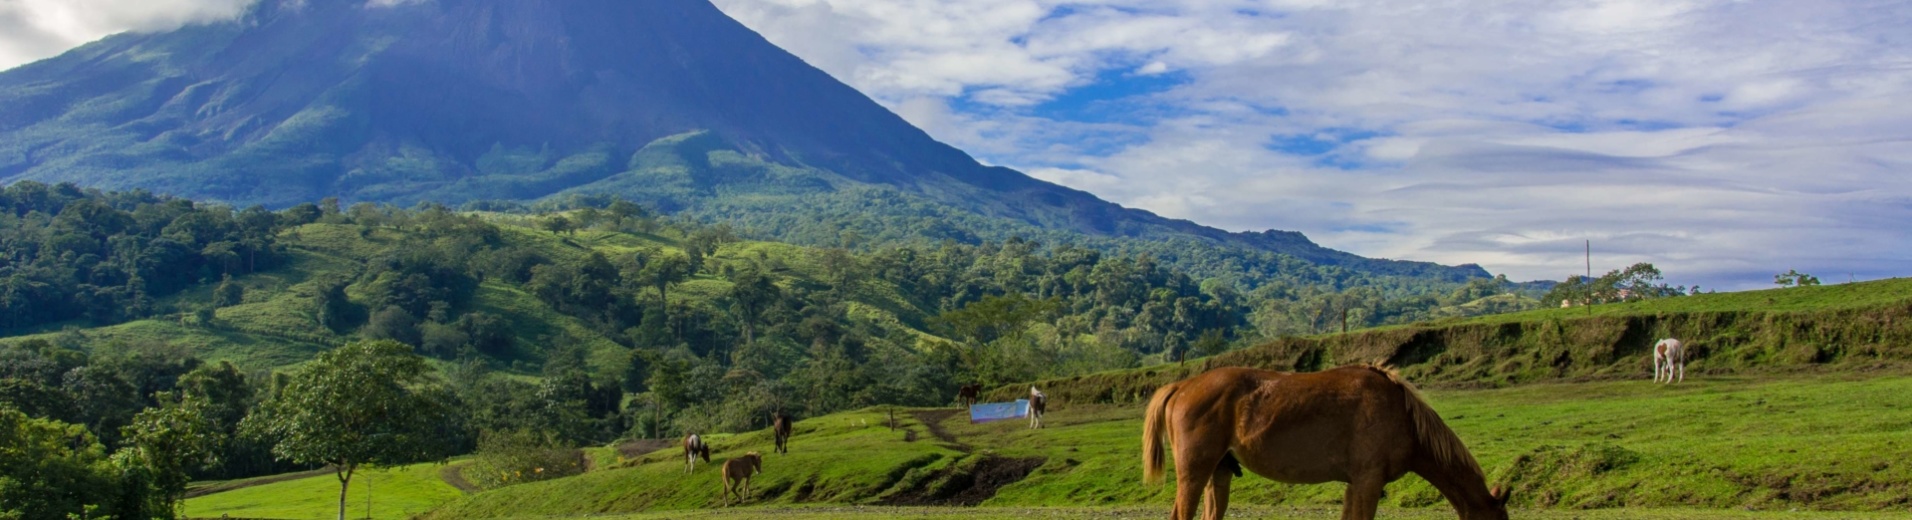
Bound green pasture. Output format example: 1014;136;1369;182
496;505;1909;520
404;373;1912;518
184;462;465;519
1431;277;1912;326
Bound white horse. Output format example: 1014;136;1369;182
1653;338;1685;383
1028;386;1047;429
683;433;710;473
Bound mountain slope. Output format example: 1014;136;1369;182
0;0;1485;280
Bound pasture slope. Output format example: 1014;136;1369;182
184;281;1912;519
393;375;1911;520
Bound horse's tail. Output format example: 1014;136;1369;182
1142;381;1180;486
1379;366;1484;477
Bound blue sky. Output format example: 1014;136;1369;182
709;0;1912;290
3;0;1909;290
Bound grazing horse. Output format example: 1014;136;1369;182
957;384;981;408
771;412;794;454
1028;386;1047;429
683;433;711;474
1143;365;1510;520
721;452;763;506
1654;338;1686;383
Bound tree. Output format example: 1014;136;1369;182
0;408;117;520
538;215;574;235
242;340;454;520
364;306;422;346
637;252;690;303
314;280;362;333
727;269;782;346
1774;269;1820;288
116;391;220;518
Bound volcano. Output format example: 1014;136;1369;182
0;0;1485;280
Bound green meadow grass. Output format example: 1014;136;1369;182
490;505;1910;520
402;373;1912;519
184;462;464;520
421;410;966;519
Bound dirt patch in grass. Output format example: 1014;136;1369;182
184;466;332;498
880;456;1045;507
440;463;481;494
616;438;678;459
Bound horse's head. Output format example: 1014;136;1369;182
1471;486;1512;520
746;451;762;471
698;444;712;463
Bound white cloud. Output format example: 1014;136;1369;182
0;0;255;68
716;0;1912;290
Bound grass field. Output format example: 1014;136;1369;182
184;462;465;519
396;372;1912;519
490;505;1912;520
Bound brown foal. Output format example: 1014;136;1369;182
721;452;763;506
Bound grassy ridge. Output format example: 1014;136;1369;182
1005;278;1912;406
406;373;1912;518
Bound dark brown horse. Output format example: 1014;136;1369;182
1142;365;1509;520
721;452;763;506
682;433;710;474
771;412;793;454
957;384;981;408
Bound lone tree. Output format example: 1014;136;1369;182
1774;269;1821;288
243;340;454;520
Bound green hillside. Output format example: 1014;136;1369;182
1011;277;1912;406
374;281;1912;519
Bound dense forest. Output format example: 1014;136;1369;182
0;181;1559;519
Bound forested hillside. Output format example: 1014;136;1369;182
0;182;1547;518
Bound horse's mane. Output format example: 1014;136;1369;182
1363;363;1484;478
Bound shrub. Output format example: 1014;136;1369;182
465;430;586;490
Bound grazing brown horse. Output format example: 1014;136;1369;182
1143;365;1510;520
683;433;710;474
721;452;763;506
957;384;981;408
771;412;794;454
1028;386;1047;429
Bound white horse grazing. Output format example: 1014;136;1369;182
1028;386;1047;429
683;433;710;473
1653;338;1685;383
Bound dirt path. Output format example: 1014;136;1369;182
908;410;968;451
184;467;333;498
439;462;481;494
879;456;1045;507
